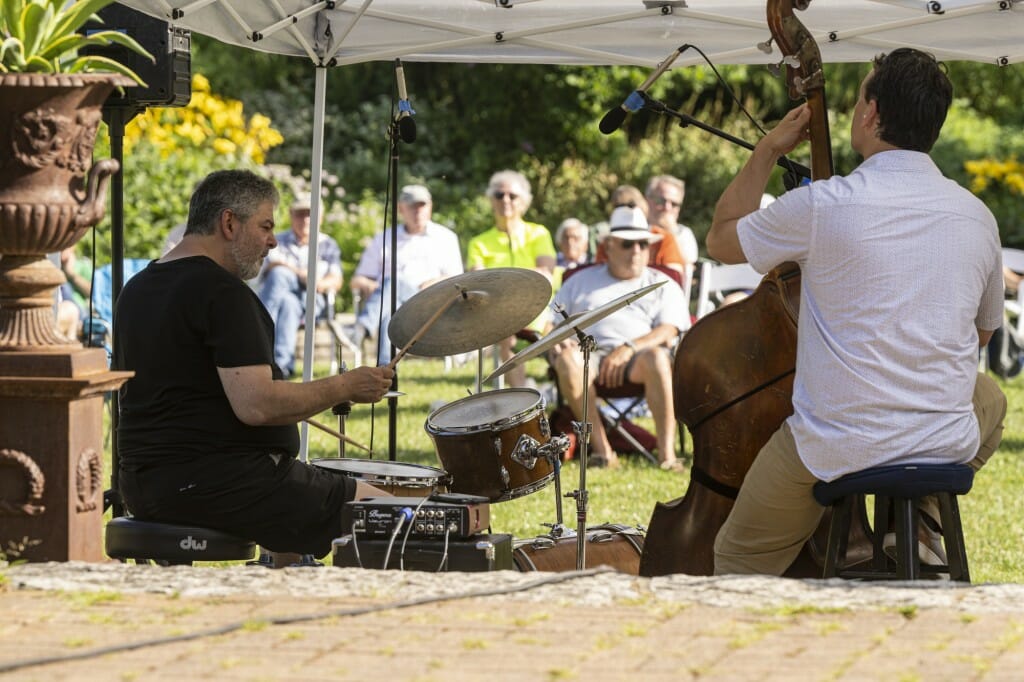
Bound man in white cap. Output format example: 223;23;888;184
349;184;463;364
257;192;342;377
548;205;690;470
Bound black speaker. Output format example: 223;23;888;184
83;4;191;108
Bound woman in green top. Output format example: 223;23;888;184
466;170;556;387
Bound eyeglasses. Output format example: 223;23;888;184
651;196;681;208
491;191;519;201
616;239;650;250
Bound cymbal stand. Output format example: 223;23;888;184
545;454;568;538
562;318;598;571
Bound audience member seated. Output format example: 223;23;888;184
645;175;700;283
555;217;592;272
594;185;688;280
257;193;342;378
467;169;556;387
349;184;463;364
548;205;690;470
57;247;92;340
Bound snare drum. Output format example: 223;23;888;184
311;458;450;497
425;388;555;502
512;524;645;574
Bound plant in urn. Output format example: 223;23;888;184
0;0;151;350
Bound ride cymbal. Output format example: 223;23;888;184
388;268;551;357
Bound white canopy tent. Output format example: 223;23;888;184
120;1;1022;67
115;0;1023;455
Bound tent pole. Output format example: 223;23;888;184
299;65;329;462
386;108;400;463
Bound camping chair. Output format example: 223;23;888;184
548;263;685;465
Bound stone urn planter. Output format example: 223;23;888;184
0;72;133;351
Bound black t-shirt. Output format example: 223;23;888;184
114;256;299;469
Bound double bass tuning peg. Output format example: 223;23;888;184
756;36;774;54
766;55;800;79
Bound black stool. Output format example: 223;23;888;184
812;464;974;582
105;517;256;566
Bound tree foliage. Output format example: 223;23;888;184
122;36;1022;266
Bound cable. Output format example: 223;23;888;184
382;507;414;569
681;43;804;186
399;496;430;570
0;567;614;675
436;526;451;572
349;521;363;569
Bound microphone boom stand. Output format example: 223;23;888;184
385;116;402;461
639;92;812;186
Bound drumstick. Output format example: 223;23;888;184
305;418;373;455
387;287;465;370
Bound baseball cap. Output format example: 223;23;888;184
399;184;432;204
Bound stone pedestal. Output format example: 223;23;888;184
0;349;131;562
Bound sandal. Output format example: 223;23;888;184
659;460;685;472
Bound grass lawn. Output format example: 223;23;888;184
291;355;1024;583
95;354;1024;583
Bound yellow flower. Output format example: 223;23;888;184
213;138;238;155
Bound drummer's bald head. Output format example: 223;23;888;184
186;170;279;236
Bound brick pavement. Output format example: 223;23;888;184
3;566;1024;681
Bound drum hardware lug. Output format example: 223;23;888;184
543;522;571;539
500;465;511;489
539;413;551;439
531;536;557;550
536;435;570;462
511;434;541;470
492;436;503;459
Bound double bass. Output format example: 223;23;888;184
638;0;872;577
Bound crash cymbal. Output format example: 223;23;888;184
483;280;666;383
388;268;552;357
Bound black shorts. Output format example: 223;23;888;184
120;452;357;556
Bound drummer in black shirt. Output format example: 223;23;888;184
114;170;394;557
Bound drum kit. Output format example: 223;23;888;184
318;267;663;572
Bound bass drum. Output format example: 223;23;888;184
311;458;450;497
513;524;645;574
426;388;555;502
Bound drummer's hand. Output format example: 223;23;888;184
598;346;632;388
343;366;394;403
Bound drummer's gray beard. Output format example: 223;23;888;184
232;240;263;280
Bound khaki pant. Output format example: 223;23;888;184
713;372;1007;576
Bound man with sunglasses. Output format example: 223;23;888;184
646;175;700;284
548;206;690;470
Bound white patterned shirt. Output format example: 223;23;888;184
737;150;1003;481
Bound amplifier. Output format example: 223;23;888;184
333;533;513;572
345;495;489;540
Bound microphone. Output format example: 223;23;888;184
394;58;417;144
599;45;687;135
